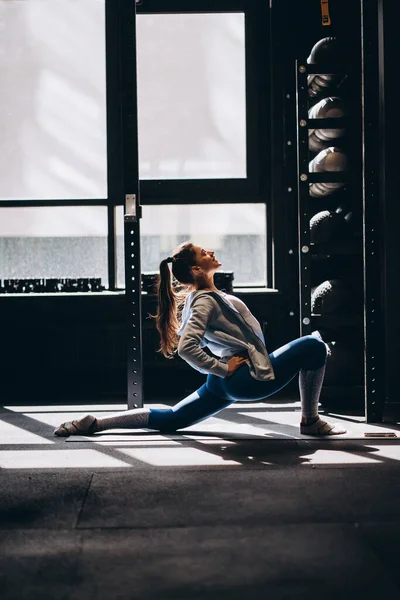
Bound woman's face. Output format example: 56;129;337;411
193;245;222;273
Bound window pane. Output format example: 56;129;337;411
0;0;107;200
0;207;108;286
116;204;266;288
137;13;246;180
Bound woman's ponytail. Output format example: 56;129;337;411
155;258;180;358
154;243;197;358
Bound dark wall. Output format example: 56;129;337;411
0;290;291;403
0;294;127;403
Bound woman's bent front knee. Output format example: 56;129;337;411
300;335;327;370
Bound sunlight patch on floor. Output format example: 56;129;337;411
194;439;236;446
0;449;130;469
0;421;54;445
239;410;301;426
92;439;182;447
368;445;400;461
183;419;288;438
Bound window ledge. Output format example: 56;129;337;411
233;287;279;294
0;288;279;299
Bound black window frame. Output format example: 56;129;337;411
135;0;270;206
0;0;273;290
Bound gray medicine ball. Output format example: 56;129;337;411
307;37;346;99
308;96;347;152
309;147;349;198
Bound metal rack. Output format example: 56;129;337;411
295;58;383;422
361;0;386;422
295;62;352;336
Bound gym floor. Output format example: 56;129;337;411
1;399;400;600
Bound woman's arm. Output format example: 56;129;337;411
178;296;229;378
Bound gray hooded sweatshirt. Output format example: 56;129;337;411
177;290;275;381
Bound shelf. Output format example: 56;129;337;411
311;314;363;327
307;172;351;183
305;65;354;76
307;117;349;128
310;239;362;256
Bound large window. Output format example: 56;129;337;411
136;12;246;180
116;204;267;288
0;0;107;201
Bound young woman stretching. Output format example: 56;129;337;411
54;242;346;437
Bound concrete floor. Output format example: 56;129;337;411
1;400;400;600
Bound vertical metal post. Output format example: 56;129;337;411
107;205;117;291
361;0;385;422
118;0;143;409
282;85;301;339
124;195;143;409
296;62;312;336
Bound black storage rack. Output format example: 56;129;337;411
295;59;383;422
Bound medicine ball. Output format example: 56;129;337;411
309;147;349;198
310;206;351;244
311;279;350;314
308;96;347;152
307;37;346;99
307;37;344;65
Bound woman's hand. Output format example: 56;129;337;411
225;354;248;377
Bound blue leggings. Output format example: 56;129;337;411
148;335;327;432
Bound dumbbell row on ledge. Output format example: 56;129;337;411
0;278;104;294
0;272;235;295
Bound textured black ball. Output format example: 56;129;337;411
309;208;349;243
311;279;350;314
310;210;338;243
307;37;343;64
